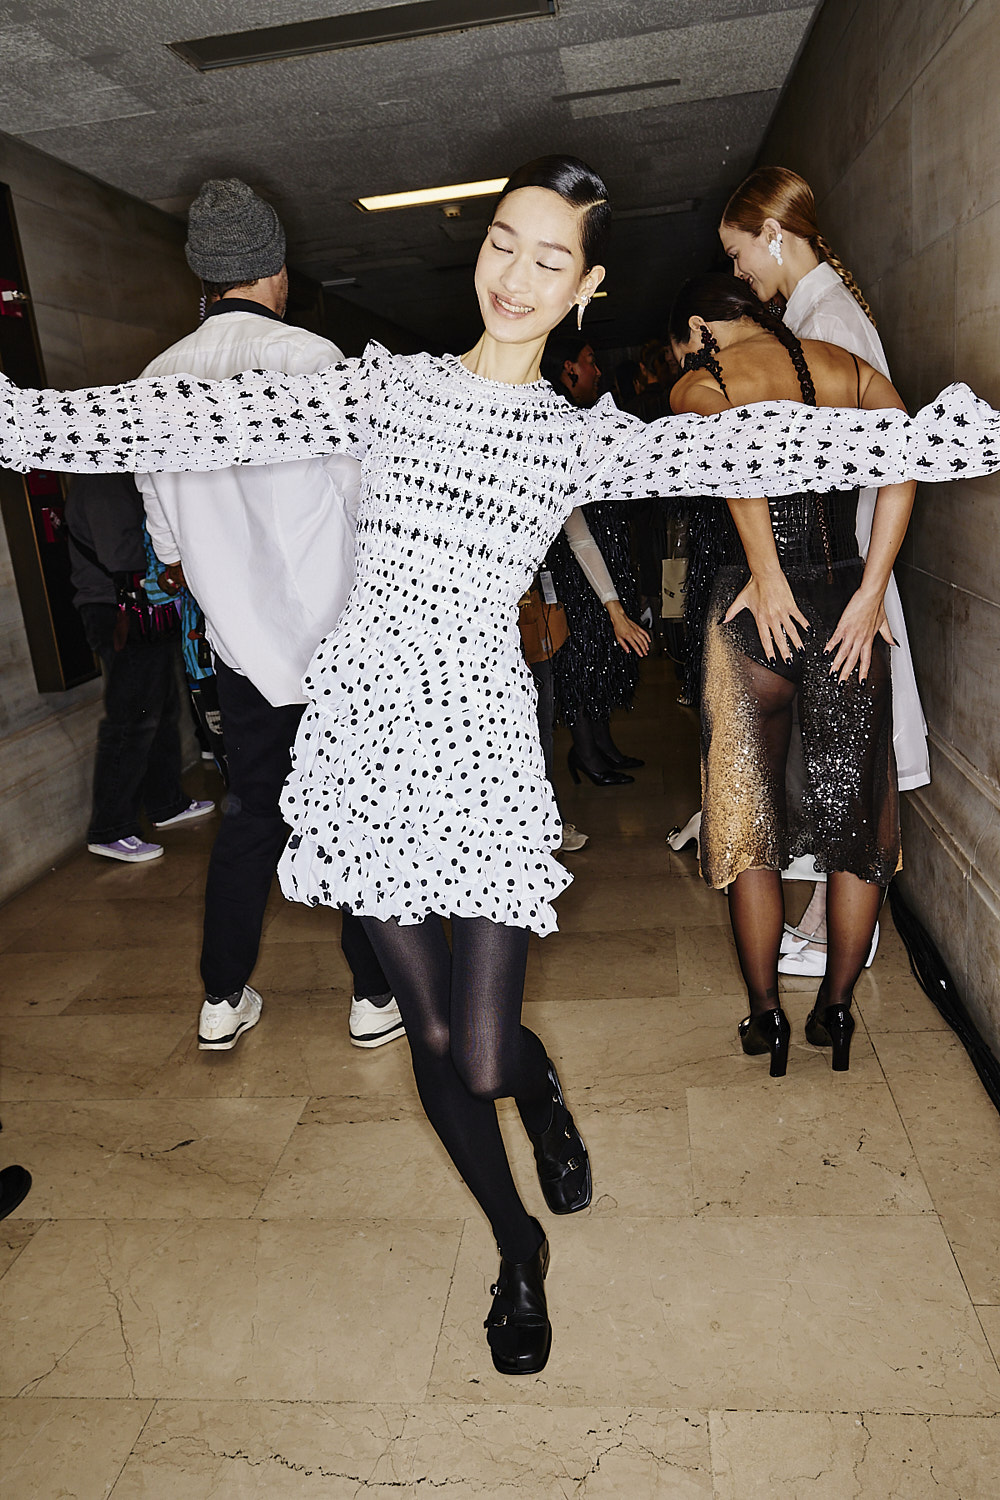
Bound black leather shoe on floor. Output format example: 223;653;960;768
521;1059;593;1214
738;1007;791;1078
484;1221;551;1375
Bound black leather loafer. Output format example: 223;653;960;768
484;1222;551;1375
521;1059;592;1214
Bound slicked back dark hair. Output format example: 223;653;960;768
494;155;611;269
669;272;817;408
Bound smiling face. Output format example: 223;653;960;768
718;221;781;301
474;185;605;347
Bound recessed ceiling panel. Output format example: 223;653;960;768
170;0;554;72
558;8;814;118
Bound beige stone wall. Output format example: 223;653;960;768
0;132;197;901
760;0;1000;1050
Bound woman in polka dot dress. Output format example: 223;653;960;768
3;157;998;1377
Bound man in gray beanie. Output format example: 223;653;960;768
136;179;403;1054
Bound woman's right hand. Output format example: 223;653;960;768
723;568;810;663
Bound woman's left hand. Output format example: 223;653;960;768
826;588;893;683
606;600;651;656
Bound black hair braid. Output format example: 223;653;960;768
682;327;731;401
742;304;834;578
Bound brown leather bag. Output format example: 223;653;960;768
518;587;569;664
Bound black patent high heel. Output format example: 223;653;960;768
738;1007;791;1078
484;1219;551;1375
519;1058;592;1214
805;1002;855;1072
567;747;633;787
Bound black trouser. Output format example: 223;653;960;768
201;659;389;1001
79;603;187;843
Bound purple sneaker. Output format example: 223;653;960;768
153;799;215;828
87;836;163;863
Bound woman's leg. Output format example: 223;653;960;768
822;871;883;1007
719;657;798;1015
359;913;544;1261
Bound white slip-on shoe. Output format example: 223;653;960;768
349;995;405;1049
198;986;262;1050
778;943;827;977
154;799;215;828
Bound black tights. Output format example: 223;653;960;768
725;655;883;1016
570;713;622;775
359;913;552;1261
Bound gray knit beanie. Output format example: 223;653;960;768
185;178;286;284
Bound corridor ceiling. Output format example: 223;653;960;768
0;0;821;349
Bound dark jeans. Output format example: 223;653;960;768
80;603;187;843
201;659;389;1001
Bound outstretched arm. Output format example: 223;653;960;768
577;384;1000;500
0;358;372;476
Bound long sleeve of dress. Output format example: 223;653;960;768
575;384;1000;500
562;505;618;602
0;356;373;476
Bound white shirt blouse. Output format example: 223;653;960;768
784;261;930;789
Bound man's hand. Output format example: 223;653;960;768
158;561;186;594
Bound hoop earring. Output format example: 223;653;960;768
768;229;784;267
576;297;589;332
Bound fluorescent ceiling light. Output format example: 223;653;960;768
170;0;553;72
356;177;507;212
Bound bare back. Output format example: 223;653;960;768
672;333;906;418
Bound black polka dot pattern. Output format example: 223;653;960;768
3;351;998;934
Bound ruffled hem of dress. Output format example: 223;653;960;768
276;832;572;937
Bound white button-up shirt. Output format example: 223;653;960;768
784;262;930;790
137;302;360;707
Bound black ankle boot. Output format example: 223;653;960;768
521;1059;592;1214
738;1007;791;1078
484;1221;551;1375
805;1002;855;1071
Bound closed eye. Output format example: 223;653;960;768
491;240;513;254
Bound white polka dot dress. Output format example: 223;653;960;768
3;348;998;933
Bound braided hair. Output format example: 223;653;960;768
668;274;817;407
722;165;876;327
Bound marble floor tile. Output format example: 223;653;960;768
554;791;678;842
0;949;107;1016
976;1305;1000;1362
51;849;208;901
0;1098;305;1218
0;1396;154;1500
245;940;355;999
0;1015;192;1100
855;961;951;1032
873;1032;1000;1302
110;1400;713;1498
65;944;202;1007
497;1093;696;1220
5;898;203;954
0;1218;462;1401
142;1002;413;1099
428;1215;1000;1412
524;928;677;1000
262;899;351;944
556;833;684;881
554;872;688;934
0;1219;40;1278
709;1410;1000;1499
254;1111;475;1220
688;1080;935;1216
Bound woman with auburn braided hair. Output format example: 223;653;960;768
669;273;916;1078
718;164;929;977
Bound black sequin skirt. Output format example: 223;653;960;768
699;556;900;890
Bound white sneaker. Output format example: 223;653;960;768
349;995;405;1049
154;799;215;828
777;922;879;978
198;986;262;1050
558;822;589;852
87;836;163;863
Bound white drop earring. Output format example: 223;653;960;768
576;297;589;332
768;230;784;267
